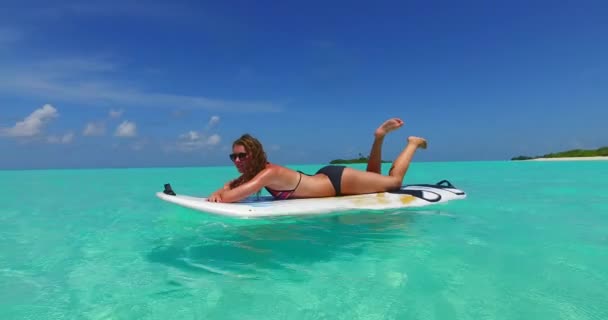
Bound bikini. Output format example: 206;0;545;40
265;171;305;200
316;165;345;196
265;165;346;200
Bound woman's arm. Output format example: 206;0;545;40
214;181;232;195
211;168;275;203
207;181;232;201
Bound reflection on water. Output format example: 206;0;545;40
147;209;452;280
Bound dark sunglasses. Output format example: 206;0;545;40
229;152;248;161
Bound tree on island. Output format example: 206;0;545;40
511;146;608;160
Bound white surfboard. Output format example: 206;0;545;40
155;180;466;218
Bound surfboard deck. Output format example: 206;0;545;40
155;180;466;218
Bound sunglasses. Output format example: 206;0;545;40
229;152;248;161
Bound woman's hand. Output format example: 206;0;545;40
207;192;223;202
207;181;232;202
219;167;275;203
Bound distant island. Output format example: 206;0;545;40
512;146;608;161
330;153;391;164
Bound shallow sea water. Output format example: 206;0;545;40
1;161;607;319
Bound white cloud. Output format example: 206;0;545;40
208;115;220;127
207;134;221;146
47;132;74;144
204;115;220;131
180;130;200;141
109;109;123;118
0;57;283;112
1;104;58;137
83;122;106;136
82;108;122;137
115;120;137;137
175;131;221;152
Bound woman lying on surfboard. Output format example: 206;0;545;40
207;118;427;203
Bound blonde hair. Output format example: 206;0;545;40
229;134;268;189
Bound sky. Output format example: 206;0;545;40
1;0;607;169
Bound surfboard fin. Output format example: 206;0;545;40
163;183;176;196
436;180;455;188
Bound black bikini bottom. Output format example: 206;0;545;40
316;165;346;196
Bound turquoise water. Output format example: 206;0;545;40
1;161;607;320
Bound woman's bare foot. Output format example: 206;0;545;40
374;118;404;138
408;136;427;149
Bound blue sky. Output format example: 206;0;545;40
1;0;607;169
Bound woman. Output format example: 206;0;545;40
207;118;427;203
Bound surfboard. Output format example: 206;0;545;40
155;180;466;218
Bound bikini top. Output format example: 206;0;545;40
265;170;305;200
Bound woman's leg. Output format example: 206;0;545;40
388;136;427;181
342;136;427;194
366;118;404;174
